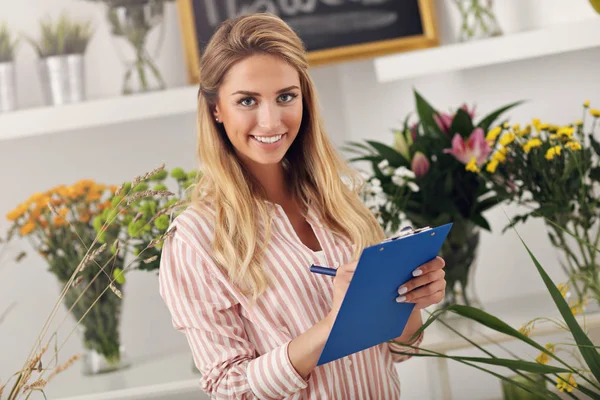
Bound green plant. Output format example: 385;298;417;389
92;166;198;278
0;23;18;63
26;13;93;58
1;165;177;399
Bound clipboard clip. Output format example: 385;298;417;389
382;225;432;243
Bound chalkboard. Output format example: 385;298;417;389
177;0;439;83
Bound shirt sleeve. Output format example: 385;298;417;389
387;330;424;363
158;234;309;400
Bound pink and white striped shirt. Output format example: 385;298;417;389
159;202;423;399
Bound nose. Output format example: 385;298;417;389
257;103;282;132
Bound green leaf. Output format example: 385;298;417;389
590;134;600;157
476;101;525;133
347;155;382;164
474;195;502;214
516;235;600;383
405;353;569;374
471;214;491;231
365;140;407;167
449;108;474;137
113;268;125;285
414;90;445;138
590;166;600;182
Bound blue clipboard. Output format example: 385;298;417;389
316;223;453;366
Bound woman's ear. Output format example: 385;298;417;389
213;105;221;123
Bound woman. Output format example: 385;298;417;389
159;13;446;399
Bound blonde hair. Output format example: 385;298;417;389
192;13;385;300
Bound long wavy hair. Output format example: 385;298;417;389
192;13;385;300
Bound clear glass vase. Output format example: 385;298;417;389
58;258;130;375
454;0;503;42
438;219;482;312
106;1;167;95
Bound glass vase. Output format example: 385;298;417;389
454;0;503;42
106;1;167;95
501;373;547;400
438;219;482;311
58;259;130;375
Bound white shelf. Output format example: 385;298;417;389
0;85;199;142
374;18;600;83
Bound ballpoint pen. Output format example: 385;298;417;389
309;265;337;277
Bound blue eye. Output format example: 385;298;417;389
279;93;298;103
239;97;256;107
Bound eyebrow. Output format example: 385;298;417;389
231;86;300;96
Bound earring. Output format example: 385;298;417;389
215;117;220;122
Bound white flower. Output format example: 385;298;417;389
385;201;393;213
394;166;415;179
407;181;420;192
378;159;389;172
392;175;405;187
371;178;381;187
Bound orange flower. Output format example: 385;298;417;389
20;221;36;235
53;216;66;227
6;203;29;221
80;212;91;223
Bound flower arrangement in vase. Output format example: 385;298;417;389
344;90;521;309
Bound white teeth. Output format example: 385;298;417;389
253;134;283;144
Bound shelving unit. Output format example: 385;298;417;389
0;85;198;142
373;18;600;83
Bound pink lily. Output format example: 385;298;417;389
434;112;453;134
411;152;430;177
443;128;492;165
460;103;476;119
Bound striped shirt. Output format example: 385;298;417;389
159;202;423;399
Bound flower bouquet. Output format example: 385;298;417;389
344;90;521;308
5;180;131;374
482;102;600;308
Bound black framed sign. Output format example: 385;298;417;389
177;0;439;83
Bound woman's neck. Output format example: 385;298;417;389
245;161;291;205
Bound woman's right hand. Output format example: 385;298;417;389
327;260;358;326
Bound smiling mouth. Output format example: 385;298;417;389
251;134;285;144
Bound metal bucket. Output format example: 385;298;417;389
0;62;17;112
39;54;86;106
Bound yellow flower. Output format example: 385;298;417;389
549;134;558;141
486;126;502;142
574;119;583;126
486;159;499;173
557;126;574;139
499;132;516;146
565;141;582;151
522;138;543;153
545;146;561;160
590;108;600;118
466;157;480;173
570;301;584;316
492;147;508;163
519;321;534;337
556;373;577;393
540;123;550;131
584;100;590;108
512;124;520;132
6;203;29;221
503;122;509;129
548;125;560;133
536;343;555;365
518;125;532;137
557;283;568;298
19;221;36;235
532;118;542;133
53;215;66;227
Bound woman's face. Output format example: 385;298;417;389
214;54;303;168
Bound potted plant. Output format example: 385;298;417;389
83;0;175;94
0;22;18;112
26;13;94;106
345;90;521;309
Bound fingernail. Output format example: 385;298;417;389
412;269;422;277
398;286;408;295
396;296;406;303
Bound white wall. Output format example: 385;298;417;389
1;0;599;399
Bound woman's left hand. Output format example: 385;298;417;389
396;256;446;310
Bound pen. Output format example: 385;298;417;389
309;265;337;277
